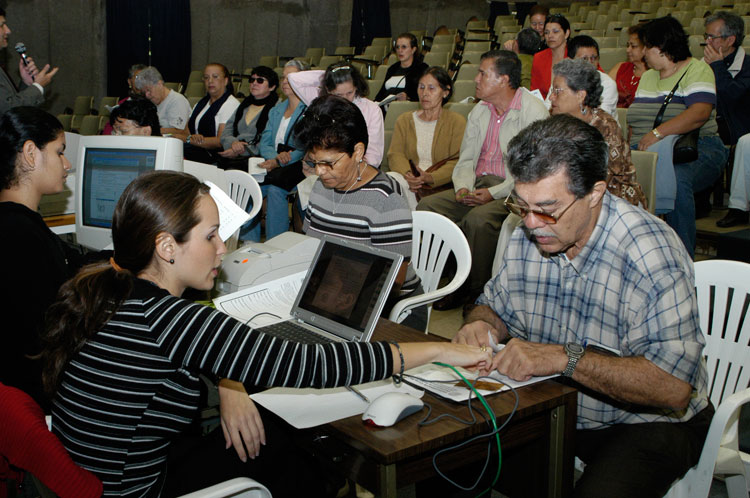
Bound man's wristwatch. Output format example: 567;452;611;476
562;342;585;377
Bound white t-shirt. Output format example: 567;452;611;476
192;95;240;134
599;71;618;117
157;89;192;129
412;111;437;171
274;115;291;150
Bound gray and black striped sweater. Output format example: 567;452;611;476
51;279;393;496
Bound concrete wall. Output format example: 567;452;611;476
0;0;492;116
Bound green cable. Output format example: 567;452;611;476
433;362;502;497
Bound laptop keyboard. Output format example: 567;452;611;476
258;320;332;345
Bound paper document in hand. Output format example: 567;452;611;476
403;362;558;403
205;180;251;241
247;157;267;182
213;271;306;326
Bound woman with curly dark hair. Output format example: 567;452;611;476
627;15;728;256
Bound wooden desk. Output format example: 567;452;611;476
294;318;577;498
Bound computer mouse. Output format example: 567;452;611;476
362;392;424;427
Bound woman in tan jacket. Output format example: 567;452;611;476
387;67;466;198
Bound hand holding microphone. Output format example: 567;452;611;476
14;41;58;87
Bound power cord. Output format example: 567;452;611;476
408;362;519;498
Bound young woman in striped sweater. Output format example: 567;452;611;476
41;170;491;496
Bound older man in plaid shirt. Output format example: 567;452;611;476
455;115;713;498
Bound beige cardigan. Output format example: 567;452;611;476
387;109;467;188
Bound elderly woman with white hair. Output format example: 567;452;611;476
549;58;646;207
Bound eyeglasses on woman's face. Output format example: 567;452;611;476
303;152;347;170
249;76;267;84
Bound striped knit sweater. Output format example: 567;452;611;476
303;170;420;295
51;279;393;496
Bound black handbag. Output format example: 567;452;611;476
260;143;304;191
653;66;699;164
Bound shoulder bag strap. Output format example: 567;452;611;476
653;64;690;129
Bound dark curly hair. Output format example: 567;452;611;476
641;16;691;62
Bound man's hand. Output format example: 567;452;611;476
20;57;58;88
453;319;502;347
218;379;266;462
189;134;205;146
703;43;723;64
463;188;493;206
502;39;520;54
491;338;567;381
455;188;470;203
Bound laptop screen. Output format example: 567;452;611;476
295;238;401;336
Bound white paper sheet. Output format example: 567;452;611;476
247;157;267;183
250;380;424;429
403;362;558;403
213;271;306;326
205;180;251;242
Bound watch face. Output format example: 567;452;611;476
566;342;584;355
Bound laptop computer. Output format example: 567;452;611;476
256;236;404;344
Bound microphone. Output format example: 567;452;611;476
14;42;33;81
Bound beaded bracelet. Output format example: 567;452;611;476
389;340;404;385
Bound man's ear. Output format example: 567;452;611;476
154;232;176;264
588;180;608;207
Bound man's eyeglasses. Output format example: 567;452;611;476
503;194;578;225
577;55;599;63
303;152;347;170
703;33;728;41
249;76;267;84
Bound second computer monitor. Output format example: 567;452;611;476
75;135;183;250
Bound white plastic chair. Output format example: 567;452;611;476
388;211;471;332
224;169;263;251
178;477;271;498
664;259;750;498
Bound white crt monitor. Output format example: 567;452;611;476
75;136;183;250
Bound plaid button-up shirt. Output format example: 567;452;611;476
479;192;709;429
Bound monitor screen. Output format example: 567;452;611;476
74;135;183;250
81;148;156;229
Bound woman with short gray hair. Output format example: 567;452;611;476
550;58;646;207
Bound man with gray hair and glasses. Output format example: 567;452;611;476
705;12;750;227
455;115;712;496
135;66;191;136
